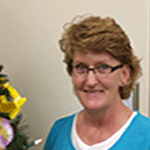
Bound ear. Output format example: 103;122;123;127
119;64;131;87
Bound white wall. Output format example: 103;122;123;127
0;1;149;149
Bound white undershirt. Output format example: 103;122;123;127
72;111;137;150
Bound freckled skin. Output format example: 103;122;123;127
72;50;126;111
71;50;132;145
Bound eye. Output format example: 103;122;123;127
74;64;87;74
96;64;110;73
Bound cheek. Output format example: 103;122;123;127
103;75;121;90
72;75;82;89
112;77;122;93
72;76;76;87
71;76;84;97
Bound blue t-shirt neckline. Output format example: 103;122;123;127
67;111;140;150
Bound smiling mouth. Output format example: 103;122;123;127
84;90;104;93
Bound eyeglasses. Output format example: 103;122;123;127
72;63;123;77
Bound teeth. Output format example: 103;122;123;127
84;90;103;93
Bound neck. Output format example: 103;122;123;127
81;100;133;127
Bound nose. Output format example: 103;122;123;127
85;70;98;87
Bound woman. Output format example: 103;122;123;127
44;15;150;150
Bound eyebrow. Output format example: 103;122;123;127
95;62;110;66
73;60;110;66
73;62;87;66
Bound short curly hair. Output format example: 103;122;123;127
59;15;142;99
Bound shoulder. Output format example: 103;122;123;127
135;111;150;125
53;113;76;128
131;111;150;134
48;113;76;136
44;113;76;149
109;111;150;149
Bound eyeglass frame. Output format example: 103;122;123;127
72;63;123;77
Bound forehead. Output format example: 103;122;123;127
73;50;120;65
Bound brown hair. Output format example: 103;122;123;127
59;15;142;99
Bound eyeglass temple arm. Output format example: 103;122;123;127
111;64;123;72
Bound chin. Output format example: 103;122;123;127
76;91;110;111
83;101;110;111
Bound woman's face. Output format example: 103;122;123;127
72;50;130;111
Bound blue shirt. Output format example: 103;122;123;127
44;111;150;150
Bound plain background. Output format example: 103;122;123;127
0;0;149;149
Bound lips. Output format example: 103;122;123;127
84;90;104;93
